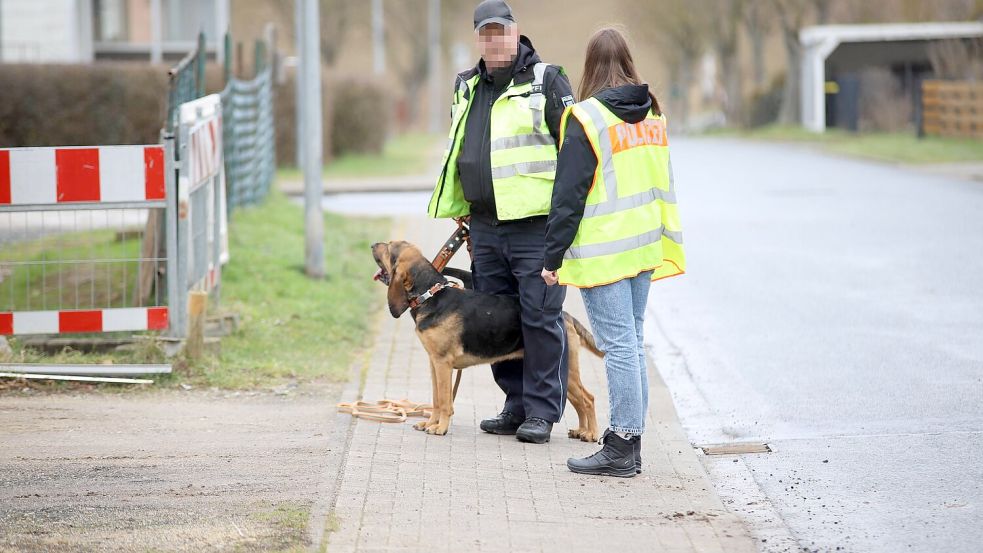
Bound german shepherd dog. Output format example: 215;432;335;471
371;240;600;440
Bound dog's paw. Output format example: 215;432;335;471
569;428;598;442
413;421;428;431
580;431;599;442
425;424;448;436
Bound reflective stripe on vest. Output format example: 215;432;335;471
487;62;557;198
576;99;621;204
490;159;558;179
556;96;685;287
428;73;482;219
565;226;683;259
490;133;555;150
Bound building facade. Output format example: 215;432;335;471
0;0;229;64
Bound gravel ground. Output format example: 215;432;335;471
0;382;343;552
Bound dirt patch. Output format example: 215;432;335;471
0;383;342;552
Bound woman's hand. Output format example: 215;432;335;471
541;268;558;286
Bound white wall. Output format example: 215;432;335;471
0;0;92;62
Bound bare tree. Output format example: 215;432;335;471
273;0;351;65
814;0;833;23
623;0;708;129
743;0;774;90
831;0;980;24
770;0;816;124
930;38;983;80
318;0;352;66
386;0;431;126
705;0;747;126
925;0;983;20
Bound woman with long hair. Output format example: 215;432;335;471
542;27;686;477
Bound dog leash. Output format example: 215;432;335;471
426;217;470;407
430;217;472;273
339;219;471;424
336;399;432;423
335;375;464;423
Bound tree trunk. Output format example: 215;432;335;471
677;59;695;131
778;27;801;125
405;80;422;130
742;1;770;91
814;0;832;23
751;31;766;89
719;46;745;126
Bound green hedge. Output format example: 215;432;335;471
0;64;169;147
274;73;333;166
275;75;390;165
328;78;390;156
0;64;389;165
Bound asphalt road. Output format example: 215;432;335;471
645;137;983;552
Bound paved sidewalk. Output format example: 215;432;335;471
314;216;756;553
278;174;434;195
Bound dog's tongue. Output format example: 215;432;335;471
372;269;384;282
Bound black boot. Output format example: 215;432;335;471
634;435;642;474
567;430;637;478
480;410;524;435
515;417;552;444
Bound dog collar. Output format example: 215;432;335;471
409;281;460;309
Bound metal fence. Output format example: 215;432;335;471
221;50;276;210
167;30;277;212
157;27;276;335
166;33;207;136
168;94;227;338
1;28;276;340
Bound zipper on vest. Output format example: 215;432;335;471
482;83;508;224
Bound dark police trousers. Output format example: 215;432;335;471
469;216;569;422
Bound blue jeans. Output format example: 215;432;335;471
580;271;652;435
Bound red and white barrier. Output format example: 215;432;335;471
1;143;172;336
188;118;221;189
0;145;165;206
178;94;229;298
0;307;168;335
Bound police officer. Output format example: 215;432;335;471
427;0;575;443
543;27;685;477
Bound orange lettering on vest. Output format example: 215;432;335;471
608;119;667;154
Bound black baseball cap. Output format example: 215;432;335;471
474;0;515;30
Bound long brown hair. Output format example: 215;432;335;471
578;27;661;115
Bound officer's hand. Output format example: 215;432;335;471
541;268;558;286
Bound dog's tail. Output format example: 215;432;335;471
563;312;603;358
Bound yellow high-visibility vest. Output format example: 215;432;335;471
428;63;558;221
556;96;685;288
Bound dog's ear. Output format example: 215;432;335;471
387;262;411;318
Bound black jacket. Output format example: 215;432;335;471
454;36;574;225
544;84;655;271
